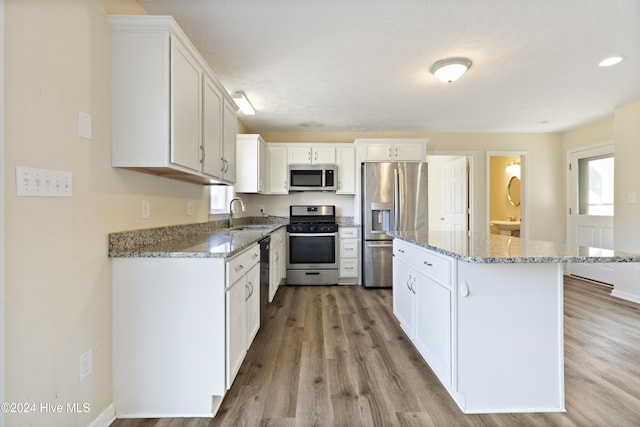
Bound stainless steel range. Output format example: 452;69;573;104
286;205;339;285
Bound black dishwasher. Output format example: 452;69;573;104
259;236;270;326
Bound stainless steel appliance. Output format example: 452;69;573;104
362;162;428;287
288;164;337;192
286;205;339;285
259;236;270;326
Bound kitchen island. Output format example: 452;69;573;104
390;231;640;414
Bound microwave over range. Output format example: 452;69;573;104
288;164;337;192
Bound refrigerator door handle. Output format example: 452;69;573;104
393;168;399;232
366;242;393;248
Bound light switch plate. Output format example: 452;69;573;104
16;166;72;197
78;111;92;140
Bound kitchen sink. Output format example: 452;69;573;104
230;225;275;231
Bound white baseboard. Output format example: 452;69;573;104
611;289;640;304
88;403;115;427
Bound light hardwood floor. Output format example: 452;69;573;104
111;276;640;427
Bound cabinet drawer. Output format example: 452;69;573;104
226;244;260;287
340;240;358;258
393;239;452;287
339;227;359;238
339;259;358;277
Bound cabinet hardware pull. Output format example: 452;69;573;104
460;281;470;297
398;249;405;253
395;147;398;157
423;261;433;267
236;264;244;272
308;151;311;161
200;145;205;164
388;147;392;158
314;151;318;161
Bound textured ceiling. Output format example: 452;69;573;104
138;0;640;133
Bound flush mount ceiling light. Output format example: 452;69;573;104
231;92;256;115
430;57;472;83
598;55;625;67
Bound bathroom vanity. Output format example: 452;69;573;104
391;231;640;414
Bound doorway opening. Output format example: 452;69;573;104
567;142;614;284
487;152;527;238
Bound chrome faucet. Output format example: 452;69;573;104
229;197;246;228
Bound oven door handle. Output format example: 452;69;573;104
288;233;337;237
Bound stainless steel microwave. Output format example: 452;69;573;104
288;164;337;192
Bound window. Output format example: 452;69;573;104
210;185;234;214
578;154;614;216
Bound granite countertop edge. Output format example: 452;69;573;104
109;219;288;259
391;231;640;264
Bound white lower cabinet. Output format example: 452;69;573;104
225;245;260;387
269;227;286;301
393;239;453;389
393;238;565;414
338;227;360;284
113;243;260;418
225;270;247;389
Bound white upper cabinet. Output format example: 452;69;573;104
336;145;356;194
202;74;224;178
355;138;429;162
288;145;336;164
109;15;237;185
235;134;266;193
266;145;289;194
171;39;202;172
222;99;238;183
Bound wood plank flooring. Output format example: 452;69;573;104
111;276;640;427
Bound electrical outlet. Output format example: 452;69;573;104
187;201;194;216
79;349;93;382
142;200;151;219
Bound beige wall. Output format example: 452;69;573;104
3;1;213;425
612;101;640;301
256;131;565;241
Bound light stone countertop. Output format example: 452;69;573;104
109;223;284;259
391;231;640;264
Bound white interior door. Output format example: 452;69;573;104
441;156;469;232
567;143;614;284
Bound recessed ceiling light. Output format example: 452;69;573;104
598;56;625;67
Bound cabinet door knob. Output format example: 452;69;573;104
460;281;470;297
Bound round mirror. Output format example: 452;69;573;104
507;176;521;206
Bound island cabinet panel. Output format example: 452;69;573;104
455;261;564;413
392;237;565;414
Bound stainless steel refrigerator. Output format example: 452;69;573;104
361;162;428;287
